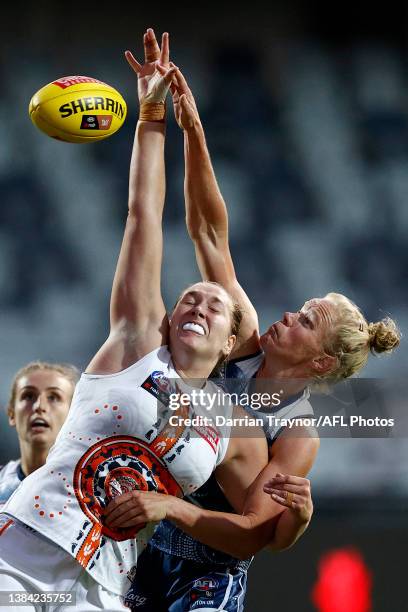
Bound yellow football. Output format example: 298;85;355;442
29;76;127;143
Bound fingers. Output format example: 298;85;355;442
263;474;311;506
156;63;167;75
125;50;142;74
157;64;178;96
127;29;171;74
264;482;305;495
264;473;311;489
269;490;298;508
144;28;160;63
275;473;309;485
104;500;134;525
160;31;169;66
180;94;192;111
108;508;145;528
157;62;193;100
263;473;312;512
157;63;178;81
162;65;178;86
156;62;180;97
117;518;147;530
172;66;192;95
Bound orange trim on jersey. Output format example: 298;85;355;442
75;522;102;568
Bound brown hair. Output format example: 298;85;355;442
8;361;79;412
320;293;401;384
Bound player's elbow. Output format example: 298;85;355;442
237;538;271;559
266;519;311;554
234;524;275;559
266;538;295;554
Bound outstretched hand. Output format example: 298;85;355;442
157;64;201;130
125;28;176;106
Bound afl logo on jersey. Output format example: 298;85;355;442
191;577;219;601
73;436;182;541
193;578;219;592
151;371;171;394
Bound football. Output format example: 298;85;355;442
29;75;127;143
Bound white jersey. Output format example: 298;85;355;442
225;351;314;443
0;460;24;511
3;346;232;595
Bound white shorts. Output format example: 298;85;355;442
0;515;128;611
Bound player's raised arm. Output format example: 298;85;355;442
87;30;176;374
168;67;260;357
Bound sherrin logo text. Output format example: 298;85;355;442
59;97;125;119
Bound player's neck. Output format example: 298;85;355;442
256;358;308;398
172;354;213;381
20;443;49;476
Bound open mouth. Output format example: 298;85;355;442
182;322;206;336
30;419;50;431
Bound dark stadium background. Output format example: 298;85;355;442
0;3;407;609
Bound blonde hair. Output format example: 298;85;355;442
8;361;79;412
320;292;400;384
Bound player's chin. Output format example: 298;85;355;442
260;335;283;359
29;426;52;440
259;333;272;349
178;331;206;347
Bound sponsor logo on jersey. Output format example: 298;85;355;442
124;592;147;607
151;371;172;393
141;373;171;406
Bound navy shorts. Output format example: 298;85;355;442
124;543;247;611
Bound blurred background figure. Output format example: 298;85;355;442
0;361;78;508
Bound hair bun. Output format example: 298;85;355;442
368;318;401;354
